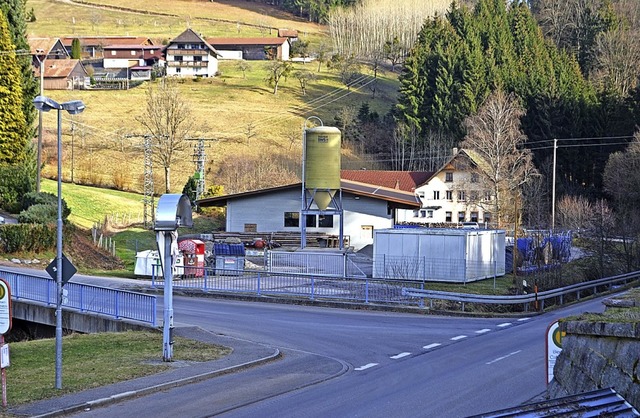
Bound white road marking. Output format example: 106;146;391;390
390;352;411;360
355;363;378;371
475;328;491;334
497;322;512;328
517;317;530;321
451;335;467;341
486;350;522;365
423;343;441;350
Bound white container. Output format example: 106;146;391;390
373;228;505;282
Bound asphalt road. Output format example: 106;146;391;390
66;294;609;418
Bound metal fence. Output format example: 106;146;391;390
1;269;157;326
267;251;367;278
151;264;640;313
372;255;505;283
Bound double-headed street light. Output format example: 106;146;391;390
32;95;86;390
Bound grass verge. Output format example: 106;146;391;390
7;331;230;406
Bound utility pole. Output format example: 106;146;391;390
143;135;154;229
186;137;217;203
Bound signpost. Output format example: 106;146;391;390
546;320;565;384
0;279;12;407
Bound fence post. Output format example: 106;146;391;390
115;290;120;319
310;276;315;301
257;272;261;296
365;279;369;304
204;267;208;291
419;281;424;308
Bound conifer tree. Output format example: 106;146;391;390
0;9;28;164
0;0;38;137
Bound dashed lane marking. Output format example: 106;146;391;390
451;335;467;341
390;352;411;360
517;317;530;321
423;343;441;350
475;329;491;334
486;350;522;365
497;322;512;328
355;363;378;371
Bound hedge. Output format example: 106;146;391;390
0;223;55;253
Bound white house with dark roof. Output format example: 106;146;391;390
197;179;421;251
165;29;220;77
404;148;495;226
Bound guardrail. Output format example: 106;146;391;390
0;269;157;326
402;271;640;312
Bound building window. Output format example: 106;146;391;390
446;190;453;200
306;215;316;227
418;191;425;199
470;191;478;201
176;68;181;73
175;56;183;62
413;210;419;217
484;212;492;223
433;190;440;200
284;212;299;227
177;44;185;49
470;212;479;222
194;55;202;62
445;212;452;222
484;191;492;201
318;215;333;228
427;210;434;218
471;173;479;183
458;211;465;222
111;50;116;56
420;210;426;218
445;172;453;182
130;50;136;56
458;191;466;201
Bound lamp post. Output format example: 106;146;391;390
34;51;46;193
32;95;86;390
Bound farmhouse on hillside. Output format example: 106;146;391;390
196;178;421;251
29;37;88;90
61;36;154;59
393;148;496;226
164;28;221;78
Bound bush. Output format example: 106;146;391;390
0;223;55;253
18;204;58;224
20;192;71;221
0;164;35;213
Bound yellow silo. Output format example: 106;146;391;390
304;126;341;210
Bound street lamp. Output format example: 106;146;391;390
34;50;46;193
32;95;86;390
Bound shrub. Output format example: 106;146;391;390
20;192;71;221
0;164;35;213
0;223;55;253
18;204;58;224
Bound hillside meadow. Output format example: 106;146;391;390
27;1;402;195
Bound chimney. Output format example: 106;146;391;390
453;147;459;155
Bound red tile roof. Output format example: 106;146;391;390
61;36;153;47
340;170;433;192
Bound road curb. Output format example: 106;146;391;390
28;348;282;418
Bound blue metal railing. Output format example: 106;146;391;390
0;269;157;326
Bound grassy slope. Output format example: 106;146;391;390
27;0;401;195
9;331;230;405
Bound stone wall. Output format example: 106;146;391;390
547;296;640;410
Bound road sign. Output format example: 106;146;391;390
546;320;565;384
46;254;77;285
0;280;11;335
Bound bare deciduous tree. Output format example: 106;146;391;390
235;60;250;79
592;27;640;96
136;80;194;193
294;70;316;96
556;194;594;231
461;90;539;228
264;60;292;94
